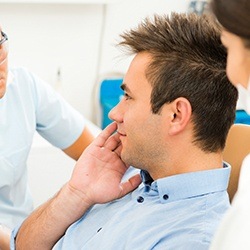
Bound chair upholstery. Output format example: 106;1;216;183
223;124;250;202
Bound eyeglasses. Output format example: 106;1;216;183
0;31;8;65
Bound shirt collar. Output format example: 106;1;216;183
140;170;154;185
140;162;231;204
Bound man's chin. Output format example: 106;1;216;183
120;150;127;163
121;150;132;167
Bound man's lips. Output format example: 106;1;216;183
117;131;126;137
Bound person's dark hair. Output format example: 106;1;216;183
119;12;238;153
211;0;250;48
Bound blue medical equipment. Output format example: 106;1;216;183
99;78;123;129
235;110;250;125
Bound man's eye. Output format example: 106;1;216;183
124;93;131;100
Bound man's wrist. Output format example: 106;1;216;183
57;183;93;223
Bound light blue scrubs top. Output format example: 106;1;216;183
12;163;231;249
0;67;85;229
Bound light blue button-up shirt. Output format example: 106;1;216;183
11;164;231;250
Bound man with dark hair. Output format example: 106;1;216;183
12;13;238;249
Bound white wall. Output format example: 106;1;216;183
0;3;104;121
0;0;188;122
0;0;188;207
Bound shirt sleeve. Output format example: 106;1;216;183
28;69;85;149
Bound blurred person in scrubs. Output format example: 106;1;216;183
209;0;250;249
0;27;95;249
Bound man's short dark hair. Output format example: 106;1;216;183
119;12;238;152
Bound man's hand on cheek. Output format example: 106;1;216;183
68;122;141;208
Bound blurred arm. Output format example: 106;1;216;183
63;126;94;160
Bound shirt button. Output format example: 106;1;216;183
163;194;169;200
137;196;144;203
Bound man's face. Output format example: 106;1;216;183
0;29;9;99
109;52;169;175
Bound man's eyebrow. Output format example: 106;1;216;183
120;83;131;93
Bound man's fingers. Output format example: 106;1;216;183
103;133;121;152
119;174;142;198
113;143;122;156
94;122;117;147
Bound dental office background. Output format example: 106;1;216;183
0;0;207;207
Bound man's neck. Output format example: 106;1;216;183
147;149;223;180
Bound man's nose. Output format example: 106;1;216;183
108;101;123;123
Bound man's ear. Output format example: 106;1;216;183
168;97;192;135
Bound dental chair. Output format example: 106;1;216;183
224;124;250;202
